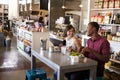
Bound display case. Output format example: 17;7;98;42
17;28;49;60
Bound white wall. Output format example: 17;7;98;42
0;0;9;4
81;0;89;31
8;0;19;19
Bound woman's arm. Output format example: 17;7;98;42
74;37;82;53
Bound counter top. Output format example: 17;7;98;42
31;49;98;80
32;49;97;70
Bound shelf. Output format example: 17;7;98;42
99;23;120;26
91;8;120;11
110;59;120;64
109;66;120;74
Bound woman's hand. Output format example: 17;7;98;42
66;46;72;52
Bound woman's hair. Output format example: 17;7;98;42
63;25;75;37
38;17;43;23
0;20;2;23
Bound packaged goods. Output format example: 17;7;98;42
94;2;99;8
91;16;95;22
98;16;104;23
115;0;120;8
104;1;109;8
98;1;104;8
107;34;113;40
109;0;115;8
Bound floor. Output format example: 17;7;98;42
0;37;53;80
0;37;120;80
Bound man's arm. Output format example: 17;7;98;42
82;41;110;62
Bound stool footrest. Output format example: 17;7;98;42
26;68;47;80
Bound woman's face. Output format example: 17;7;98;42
67;28;75;37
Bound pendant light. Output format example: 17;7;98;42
62;0;66;9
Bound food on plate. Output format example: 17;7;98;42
69;51;85;58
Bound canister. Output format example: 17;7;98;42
109;0;115;8
104;0;109;8
115;0;120;8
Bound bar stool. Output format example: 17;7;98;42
96;77;103;80
25;68;47;80
85;77;103;80
42;78;52;80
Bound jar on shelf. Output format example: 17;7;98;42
118;32;120;36
116;32;119;36
114;0;120;8
94;16;98;22
104;0;109;8
94;1;99;9
118;37;120;41
112;36;115;41
107;34;113;40
109;0;115;8
98;16;104;23
98;1;104;8
91;16;95;22
115;36;118;41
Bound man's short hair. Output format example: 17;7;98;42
89;22;99;31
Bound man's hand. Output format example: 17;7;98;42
81;47;93;54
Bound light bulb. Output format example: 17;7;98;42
79;4;83;8
62;5;66;9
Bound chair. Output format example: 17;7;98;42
25;68;47;80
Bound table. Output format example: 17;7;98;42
31;49;97;80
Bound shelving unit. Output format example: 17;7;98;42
88;0;120;75
110;59;120;64
109;58;120;74
89;0;120;33
91;8;120;11
0;4;8;21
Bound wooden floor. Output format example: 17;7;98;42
0;37;53;80
0;37;119;80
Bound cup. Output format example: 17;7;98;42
61;46;66;54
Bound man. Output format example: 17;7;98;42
65;22;110;80
82;22;110;77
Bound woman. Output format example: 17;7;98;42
64;25;81;53
38;17;44;27
54;25;82;80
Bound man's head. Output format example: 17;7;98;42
87;22;99;36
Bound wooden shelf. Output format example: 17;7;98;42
91;8;120;11
110;59;120;64
99;23;120;26
109;66;120;74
